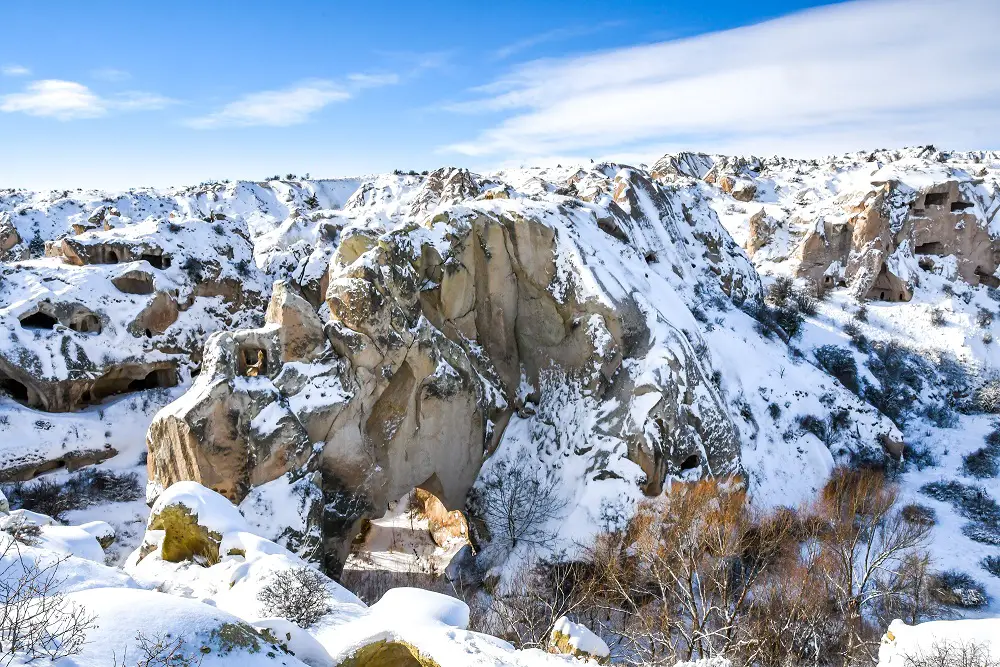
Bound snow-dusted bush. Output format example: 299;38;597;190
0;539;96;664
2;469;141;522
921;480;1000;526
901;503;937;526
842;320;868;351
766;277;795;306
901;638;999;667
256;566;330;628
863;341;927;425
981;555;1000;579
468;455;566;553
974;378;1000;413
928;570;988;609
815;345;860;393
930;308;946;327
963;448;999;478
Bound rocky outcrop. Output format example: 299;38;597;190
0;216;267;418
702;148;1000;300
147;164;755;570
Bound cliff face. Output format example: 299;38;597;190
0;161;904;568
142;165;767;567
700;147;1000;301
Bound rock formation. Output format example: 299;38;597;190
692;147;1000;300
144;165;760;570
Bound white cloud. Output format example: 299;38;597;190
91;67;130;82
445;0;1000;159
492;22;624;61
1;80;105;119
186;80;350;129
347;72;400;88
1;65;30;77
0;80;175;120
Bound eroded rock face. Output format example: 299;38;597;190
148;166;754;569
0;215;267;418
701;148;1000;301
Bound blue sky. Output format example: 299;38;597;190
1;0;998;191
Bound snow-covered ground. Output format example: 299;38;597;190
3;148;1000;663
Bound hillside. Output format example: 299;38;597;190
2;146;1000;665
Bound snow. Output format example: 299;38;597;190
551;617;610;659
371;587;470;628
4;150;1000;664
879;618;1000;667
150;481;250;537
48;587;311;667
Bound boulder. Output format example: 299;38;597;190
548;617;610;664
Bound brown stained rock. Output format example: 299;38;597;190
335;640;440;667
266;281;327;362
130;292;179;337
147;503;223;564
111;269;156;295
413;475;470;547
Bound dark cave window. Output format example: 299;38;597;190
127;368;177;392
680;454;701;471
924;192;948;207
0;377;29;402
19;311;58;329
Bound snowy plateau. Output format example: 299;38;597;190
1;146;1000;666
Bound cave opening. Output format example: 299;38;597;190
915;241;945;256
70;314;101;334
19;311;58;329
239;347;267;377
951;201;974;212
142;253;170;270
107;250;120;263
924;192;949;207
127;368;177;392
0;376;29;403
680;454;701;471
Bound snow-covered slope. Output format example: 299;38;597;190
4;149;1000;659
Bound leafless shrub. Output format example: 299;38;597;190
113;632;204;667
256;566;330;628
468;454;567;554
1;517;42;546
0;539;96;666
902;638;999;667
471;470;934;667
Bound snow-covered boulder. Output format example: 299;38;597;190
548;617;609;663
60;588;310;667
879;618;1000;667
140;481;250;564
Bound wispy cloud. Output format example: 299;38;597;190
1;64;30;77
185;80;350;129
492;22;624;60
347;72;400;88
91;67;130;82
0;80;176;120
445;0;1000;159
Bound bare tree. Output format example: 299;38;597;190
114;632;204;667
0;538;96;666
903;639;999;667
257;566;331;628
814;469;933;665
468;454;567;554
